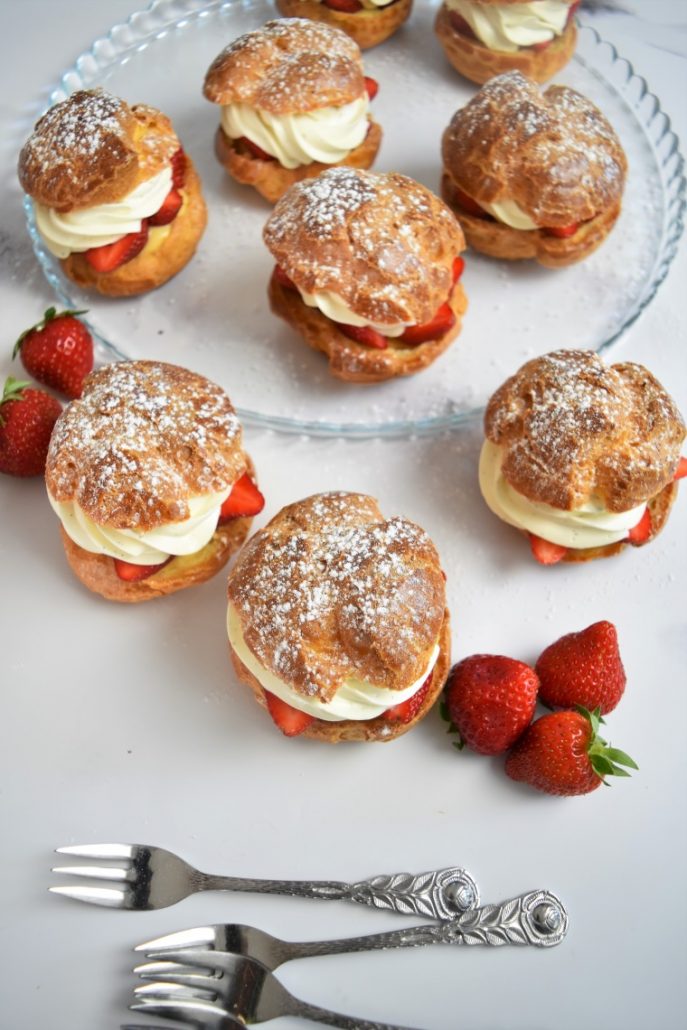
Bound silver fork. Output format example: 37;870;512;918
50;843;478;920
133;890;568;977
129;953;423;1029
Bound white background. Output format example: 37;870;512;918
1;2;686;1029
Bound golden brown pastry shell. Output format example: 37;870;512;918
230;609;450;742
434;5;577;84
276;0;412;50
214;121;382;204
59;156;207;297
268;273;467;382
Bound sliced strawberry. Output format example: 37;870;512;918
452;256;465;283
567;1;580;22
627;508;652;545
171;148;186;189
335;322;388;350
324;0;363;10
673;456;687;481
113;557;171;582
453;185;488;219
400;303;455;346
528;533;568;565
84;223;149;273
364;77;379;102
449;11;477;39
219;473;265;522
273;265;297;291
384;673;433;724
264;691;314;737
544;223;579;238
148;188;183;226
239;136;275;161
531;39;553;52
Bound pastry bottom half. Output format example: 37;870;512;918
275;0;412;49
230;609;451;742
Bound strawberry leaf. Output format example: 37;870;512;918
605;748;638;770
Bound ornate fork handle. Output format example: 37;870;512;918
196;866;479;920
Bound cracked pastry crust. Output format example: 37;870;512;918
434;3;577;84
227;491;450;742
275;0;413;50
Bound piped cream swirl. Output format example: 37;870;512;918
221;97;369;170
445;0;571;53
479;440;646;549
34;166;173;259
299;287;410;337
481;198;539;230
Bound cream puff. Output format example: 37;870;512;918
203;19;382;204
46;361;264;602
441;72;627;267
435;0;578;84
479;351;687;564
19;90;207;297
276;0;412;50
264;167;467;382
227;492;450;741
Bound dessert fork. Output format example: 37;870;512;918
133;890;568;977
50;843;478;919
129;953;421;1029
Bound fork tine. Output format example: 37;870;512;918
134;961;209;978
56;843;135;859
130;999;230;1027
136;970;219;991
135;927;216;952
48;885;128;907
135;982;216;1003
142;950;229;973
52;864;129;881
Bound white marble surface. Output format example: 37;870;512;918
1;3;686;1029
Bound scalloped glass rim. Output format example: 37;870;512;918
23;1;686;438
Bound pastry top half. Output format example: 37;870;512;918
485;350;686;513
203;18;365;115
442;71;627;227
264;167;465;326
227;492;446;702
46;361;246;531
18;89;179;212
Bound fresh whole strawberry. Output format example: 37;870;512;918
505;707;637;797
0;377;62;477
536;620;626;715
13;307;93;399
442;655;539;755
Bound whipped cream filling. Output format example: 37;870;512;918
48;484;232;566
34;166;173;259
479;440;646;549
221;97;369;170
227;602;440;721
481;198;539;230
298;287;410;337
445;0;570;53
298;0;397;7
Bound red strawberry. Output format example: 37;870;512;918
264;691;314;737
384;673;433;724
273;265;297;291
452;256;465;283
442;655;539;755
567;1;580;22
364;77;379;101
627;508;652;545
401;303;456;346
528;533;568;565
544;223;579;238
113;557;172;582
536;620;626;715
84;223;149;272
219;473;265;522
505;707;637;797
324;0;363;10
531;39;553;52
13;307;93;399
0;377;62;477
148;188;183;226
674;456;687;480
453;185;487;218
171;148;186;189
239;137;275;161
335;322;388;350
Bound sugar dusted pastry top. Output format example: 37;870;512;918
264;167;465;325
227;492;446;701
19;89;179;212
485;351;686;513
203;18;365;116
46;361;245;531
442;72;627;226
